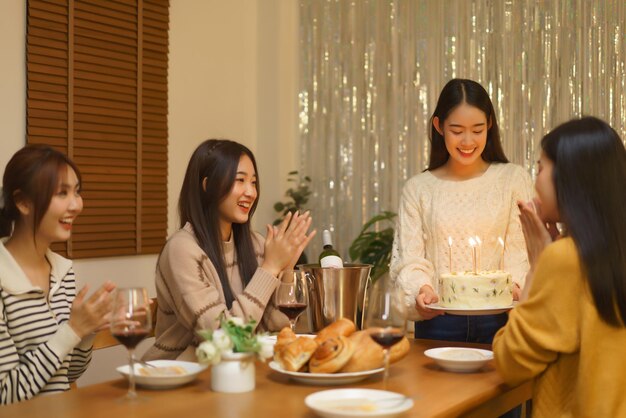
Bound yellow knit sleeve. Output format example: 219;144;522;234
493;238;582;386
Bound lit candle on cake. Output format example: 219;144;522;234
475;236;482;272
448;236;453;273
468;237;477;273
498;237;505;270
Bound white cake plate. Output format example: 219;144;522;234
428;304;514;316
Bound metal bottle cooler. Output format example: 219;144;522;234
297;264;372;331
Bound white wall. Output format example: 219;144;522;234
0;0;299;386
0;0;26;168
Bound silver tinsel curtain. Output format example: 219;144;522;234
298;0;626;259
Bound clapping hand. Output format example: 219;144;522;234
517;199;560;270
68;281;117;338
262;211;316;277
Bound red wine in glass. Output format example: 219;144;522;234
110;287;152;401
275;270;309;332
278;303;307;321
370;329;404;349
112;329;150;349
364;278;407;390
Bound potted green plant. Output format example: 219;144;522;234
273;171;312;225
273;171;312;264
349;211;397;281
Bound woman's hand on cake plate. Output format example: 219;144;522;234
512;283;521;301
415;285;445;320
518;199;559;270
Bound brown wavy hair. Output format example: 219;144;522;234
1;144;81;239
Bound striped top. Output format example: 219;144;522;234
0;239;93;405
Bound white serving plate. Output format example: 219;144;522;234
260;333;315;347
428;304;513;316
424;347;493;373
305;389;413;418
269;361;383;385
116;360;207;389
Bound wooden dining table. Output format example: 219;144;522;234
2;339;531;418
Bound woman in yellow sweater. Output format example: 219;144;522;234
493;117;626;417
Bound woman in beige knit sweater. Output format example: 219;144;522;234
390;79;533;344
143;139;315;360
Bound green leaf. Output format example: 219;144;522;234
348;211;397;281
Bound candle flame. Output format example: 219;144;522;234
475;236;482;245
469;237;476;246
448;236;453;246
498;237;505;247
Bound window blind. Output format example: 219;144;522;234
26;0;169;258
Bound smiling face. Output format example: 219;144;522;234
37;165;83;245
434;103;490;177
217;154;258;241
534;151;559;223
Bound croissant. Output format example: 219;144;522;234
309;336;353;373
314;318;356;344
340;330;384;372
273;326;297;360
275;337;318;372
389;336;410;363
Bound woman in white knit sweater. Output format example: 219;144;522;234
390;79;533;343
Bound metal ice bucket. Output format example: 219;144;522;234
297;264;372;331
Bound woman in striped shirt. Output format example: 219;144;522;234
0;145;115;404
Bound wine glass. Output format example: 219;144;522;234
363;276;407;390
275;270;309;332
110;287;152;401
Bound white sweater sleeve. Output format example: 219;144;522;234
503;166;534;288
390;180;435;321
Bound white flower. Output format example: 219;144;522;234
212;329;233;351
229;316;245;327
196;341;221;365
258;339;274;361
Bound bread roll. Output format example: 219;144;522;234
273;327;297;360
309;336;353;373
314;318;356;344
276;337;318;372
389;336;410;363
340;330;385;372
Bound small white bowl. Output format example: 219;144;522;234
116;360;207;389
424;347;493;373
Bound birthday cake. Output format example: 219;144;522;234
438;270;513;309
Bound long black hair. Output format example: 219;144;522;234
427;78;508;170
178;139;260;309
542;117;626;326
1;144;81;239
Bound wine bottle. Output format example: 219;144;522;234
319;229;343;268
